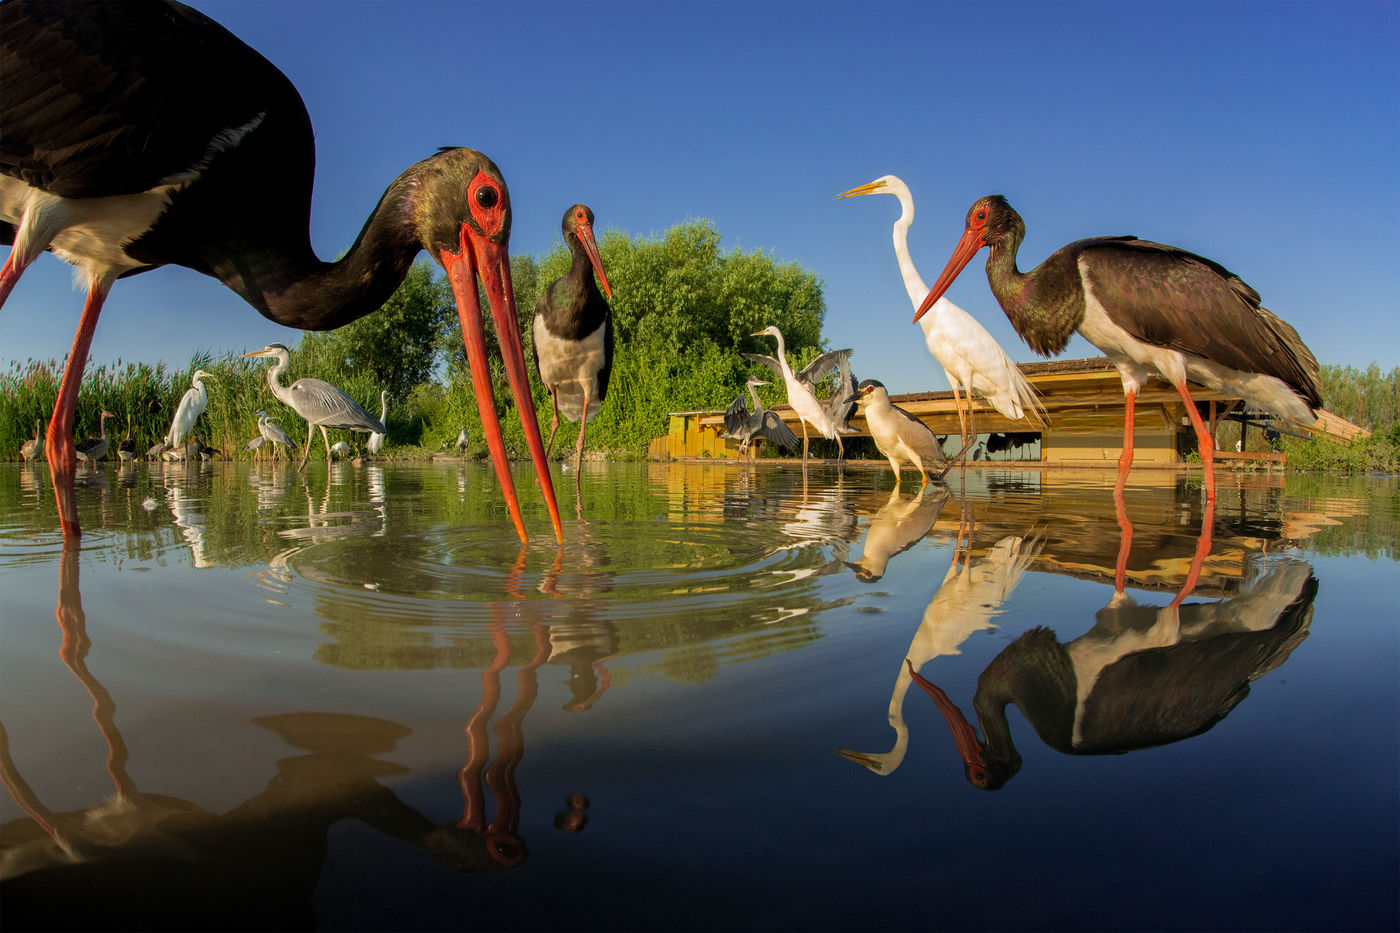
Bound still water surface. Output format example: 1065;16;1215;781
1;460;1396;931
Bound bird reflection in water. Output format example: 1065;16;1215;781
0;540;593;928
839;501;1042;775
914;491;1317;789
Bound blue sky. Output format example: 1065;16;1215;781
3;0;1396;395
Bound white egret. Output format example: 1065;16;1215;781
367;390;389;455
836;175;1041;457
166;369;216;450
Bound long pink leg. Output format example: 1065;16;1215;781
1174;381;1217;502
0;251;32;308
1116;389;1137;499
49;283;112;538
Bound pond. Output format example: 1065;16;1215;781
1;460;1396;931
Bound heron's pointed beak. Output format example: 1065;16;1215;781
915;226;986;323
905;660;989;784
834;179;887;199
575;218;612;299
443;224;563;545
833;747;886;773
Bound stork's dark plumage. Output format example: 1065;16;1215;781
0;0;560;543
917;196;1321;501
532;204;613;474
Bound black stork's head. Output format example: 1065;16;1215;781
914;195;1024;324
410;147;561;544
562;203;612;299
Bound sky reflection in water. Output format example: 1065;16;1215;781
0;461;1395;931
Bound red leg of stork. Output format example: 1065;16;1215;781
49;283;112;538
1116;388;1137;499
1174;381;1217;502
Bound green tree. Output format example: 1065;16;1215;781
318;258;453;401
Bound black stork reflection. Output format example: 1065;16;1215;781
0;0;559;543
913;535;1318;790
917;196;1322;503
0;543;596;928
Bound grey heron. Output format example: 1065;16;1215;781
241;343;383;469
165;369;216;451
366;390;389;456
846;379;953;488
456;428;470;457
836;176;1041;459
74;411;114;466
532;203;613;472
254;409;299;460
743;325;854;463
722;377;798;460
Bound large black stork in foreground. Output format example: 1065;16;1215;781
531;204;613;476
0;0;561;544
916;196;1322;502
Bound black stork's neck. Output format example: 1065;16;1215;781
205;170;422;331
980;197;1086;358
540;225;609;339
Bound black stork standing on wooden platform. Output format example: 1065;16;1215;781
916;196;1322;502
532;204;613;475
0;0;561;544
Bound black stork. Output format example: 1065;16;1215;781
916;196;1322;501
0;0;561;544
531;203;613;475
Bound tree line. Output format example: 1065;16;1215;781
1;220;833;460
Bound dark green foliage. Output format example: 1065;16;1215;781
2;218;829;459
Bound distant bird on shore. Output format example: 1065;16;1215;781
166;369;215;450
117;415;138;461
20;419;42;462
917;195;1321;501
837;175;1040;459
329;441;352;459
242;344;383;469
723;377;799;460
456;428;470;457
75;411;114;465
254;409;298;459
367;390;389;456
744;326;854;462
0;0;558;543
847;379;951;488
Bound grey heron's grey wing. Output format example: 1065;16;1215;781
264;420;298;448
825;360;858;429
760;411;800;451
740;353;784;378
288;379;385;432
723;393;750;438
795;348;852;390
243;436;265;451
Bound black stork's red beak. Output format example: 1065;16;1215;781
914;221;988;324
439;170;562;545
574;213;612;299
905;660;990;787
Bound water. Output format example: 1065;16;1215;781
1;460;1396;931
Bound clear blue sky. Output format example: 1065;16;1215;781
3;0;1396;395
